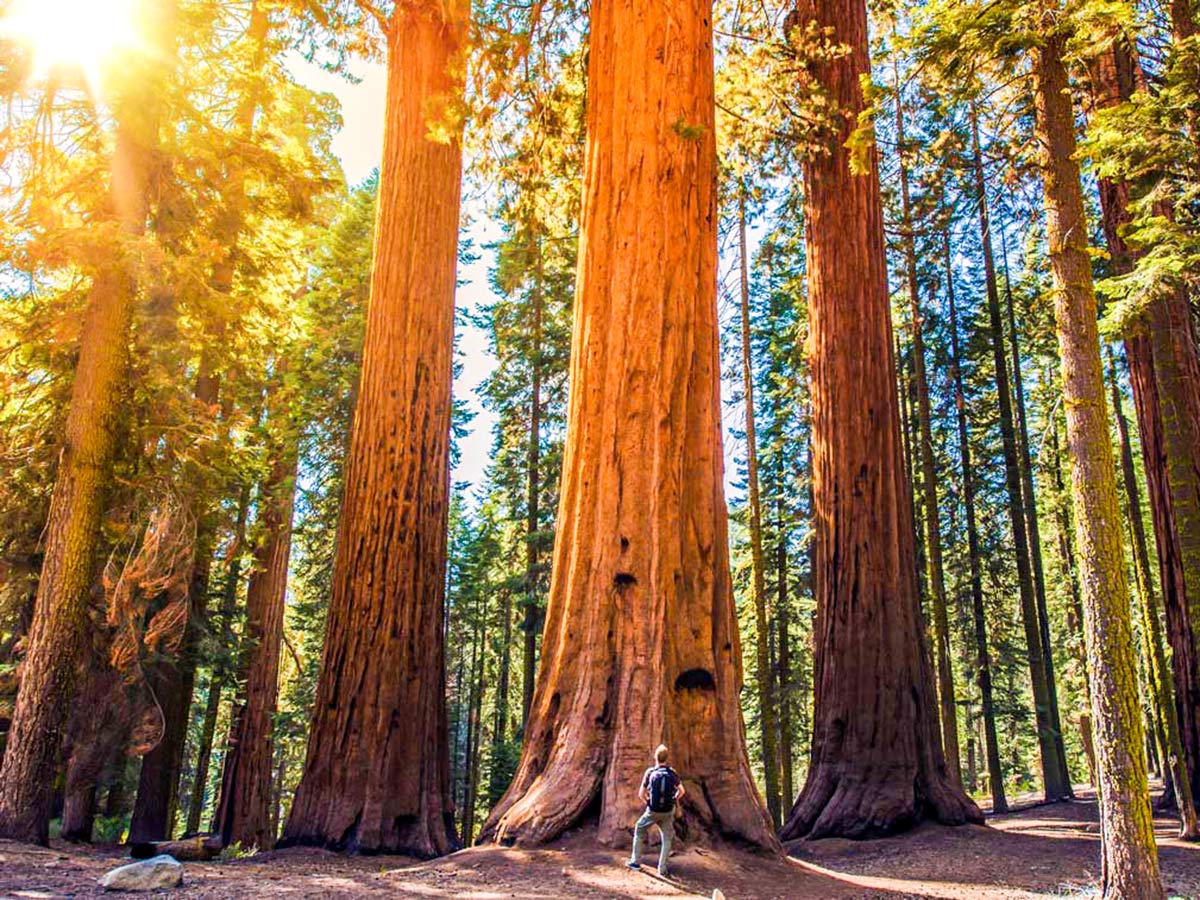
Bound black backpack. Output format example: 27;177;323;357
648;766;678;813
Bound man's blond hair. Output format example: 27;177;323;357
654;744;669;765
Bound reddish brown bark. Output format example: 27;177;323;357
481;0;777;850
280;0;466;858
778;0;980;840
1090;36;1200;812
213;412;299;850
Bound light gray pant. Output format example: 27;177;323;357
629;809;674;874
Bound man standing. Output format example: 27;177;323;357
626;744;685;878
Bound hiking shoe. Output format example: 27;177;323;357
625;861;639;870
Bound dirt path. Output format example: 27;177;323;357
2;795;1198;898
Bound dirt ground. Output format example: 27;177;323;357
2;794;1198;899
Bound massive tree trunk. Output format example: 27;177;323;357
280;0;465;858
946;232;1007;814
1033;31;1163;899
481;0;777;850
970;108;1072;801
0;40;163;843
212;410;299;850
778;0;981;840
893;63;960;785
1090;34;1200;810
738;190;782;826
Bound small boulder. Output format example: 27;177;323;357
713;890;726;900
99;855;183;892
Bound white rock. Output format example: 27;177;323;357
713;890;726;900
99;855;183;892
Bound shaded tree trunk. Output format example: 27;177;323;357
481;0;777;850
185;485;250;836
1033;31;1163;898
521;238;544;727
738;190;781;826
778;0;981;839
0;44;163;843
970;108;1071;802
893;63;960;784
1000;231;1070;791
946;231;1007;814
213;412;299;850
280;0;466;858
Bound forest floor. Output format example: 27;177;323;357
2;790;1199;899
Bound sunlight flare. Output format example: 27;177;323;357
1;0;140;87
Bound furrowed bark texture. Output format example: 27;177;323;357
280;0;465;858
779;0;981;840
1034;32;1163;899
482;0;778;851
1091;37;1200;812
0;84;157;845
213;423;299;850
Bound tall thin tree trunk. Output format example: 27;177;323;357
946;232;1007;814
482;0;777;849
281;0;467;858
894;60;960;784
776;493;795;810
0;24;164;840
213;405;299;850
1000;231;1071;789
738;190;781;826
779;0;980;839
521;238;544;727
970;107;1071;802
185;486;250;835
1033;30;1162;898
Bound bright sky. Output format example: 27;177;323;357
287;54;502;496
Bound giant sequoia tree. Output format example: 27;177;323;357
480;0;777;849
280;0;467;858
779;0;981;839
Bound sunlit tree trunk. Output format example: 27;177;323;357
0;16;167;839
482;0;777;849
778;0;980;839
1033;30;1162;898
281;0;467;857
